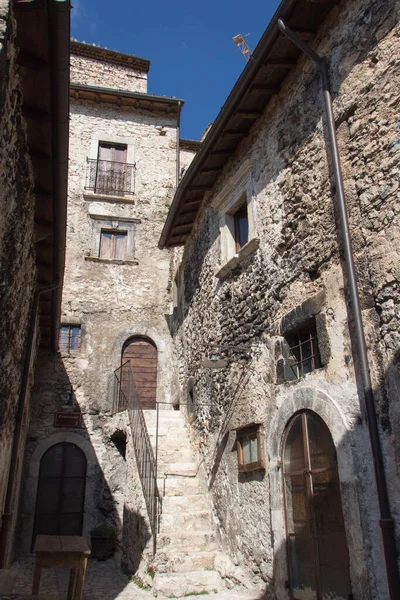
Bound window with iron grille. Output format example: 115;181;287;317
285;319;321;379
59;325;81;353
99;230;127;260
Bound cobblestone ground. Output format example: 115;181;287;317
10;555;263;600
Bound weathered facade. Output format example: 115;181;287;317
161;0;400;598
18;41;200;579
0;0;70;568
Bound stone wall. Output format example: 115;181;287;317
71;52;148;93
172;0;400;598
0;0;36;546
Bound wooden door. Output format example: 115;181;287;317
122;337;157;409
282;411;352;600
33;443;86;545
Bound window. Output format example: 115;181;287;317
212;160;259;278
86;215;139;264
85;141;136;197
285;319;321;380
59;325;81;353
233;202;249;252
99;230;127;260
236;424;265;473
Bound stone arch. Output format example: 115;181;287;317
267;386;370;600
21;432;98;552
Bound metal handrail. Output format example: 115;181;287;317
85;158;136;196
113;361;161;553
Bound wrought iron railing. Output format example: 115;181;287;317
85;158;136;196
113;361;161;552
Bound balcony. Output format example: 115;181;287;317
85;158;136;197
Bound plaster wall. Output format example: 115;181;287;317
71;53;148;93
171;0;400;598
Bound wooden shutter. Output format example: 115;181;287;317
122;338;157;409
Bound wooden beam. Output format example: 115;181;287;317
265;58;297;68
172;224;193;235
250;84;280;94
33;186;51;198
237;110;263;119
191;184;212;191
200;166;223;174
222;130;247;138
211;149;234;156
293;29;316;40
17;50;48;71
22;104;50;122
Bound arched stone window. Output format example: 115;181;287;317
33;443;86;544
122;336;157;409
282;411;352;600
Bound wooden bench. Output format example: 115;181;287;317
32;535;90;600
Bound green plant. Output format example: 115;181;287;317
130;575;149;590
147;565;156;580
90;523;117;538
183;591;209;597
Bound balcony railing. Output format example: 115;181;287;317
113;361;161;553
85;158;136;196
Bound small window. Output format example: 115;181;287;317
99;230;127;260
236;424;265;473
285;319;321;379
59;325;81;353
233;202;249;253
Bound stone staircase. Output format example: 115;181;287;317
143;409;225;597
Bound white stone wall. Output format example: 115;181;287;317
71;54;148;93
172;0;400;597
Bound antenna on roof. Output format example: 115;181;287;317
232;33;252;62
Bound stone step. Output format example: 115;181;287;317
153;568;224;597
161;493;209;512
158;475;201;496
157;531;217;553
154;550;216;573
159;462;197;474
157;448;194;462
161;509;211;532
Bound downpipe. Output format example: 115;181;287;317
278;20;400;599
0;279;60;567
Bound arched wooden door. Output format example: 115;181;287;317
282;411;352;600
33;443;86;544
122;337;157;409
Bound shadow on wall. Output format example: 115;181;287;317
15;351;150;589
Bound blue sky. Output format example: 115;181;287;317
72;0;282;140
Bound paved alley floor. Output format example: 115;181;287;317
9;555;264;600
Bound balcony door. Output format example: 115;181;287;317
96;142;127;196
122;337;157;409
282;411;352;600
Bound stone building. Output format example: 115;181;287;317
17;39;227;597
160;0;400;598
0;0;70;568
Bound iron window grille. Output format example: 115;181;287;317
285;320;321;379
85;158;136;196
59;325;81;353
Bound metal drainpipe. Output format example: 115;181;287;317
176;101;182;189
278;20;400;599
0;279;60;567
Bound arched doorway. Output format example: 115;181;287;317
33;443;86;544
282;411;351;600
122;336;157;409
